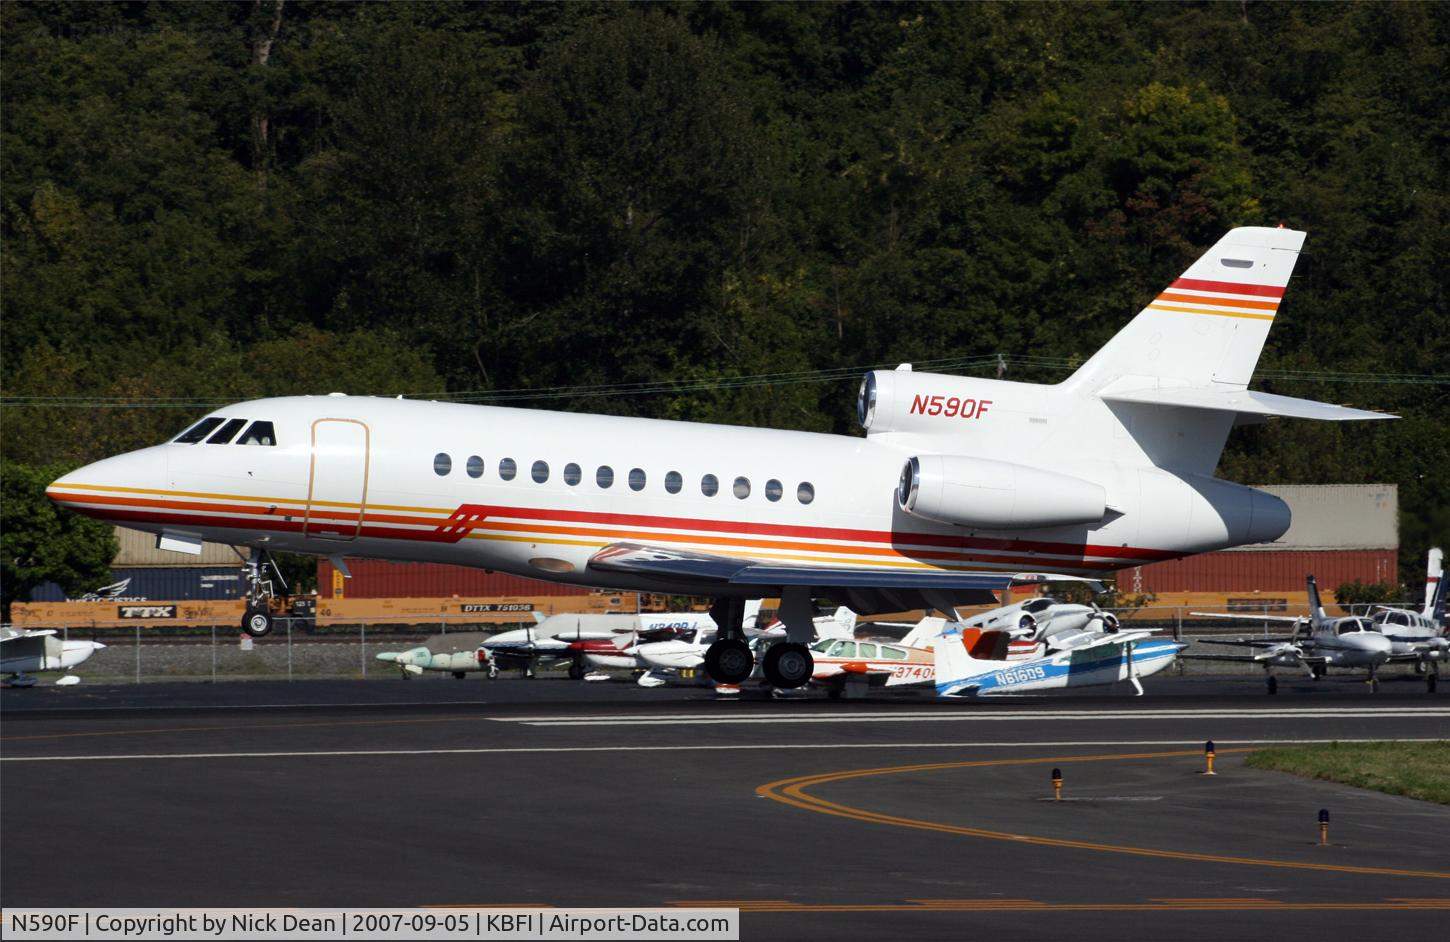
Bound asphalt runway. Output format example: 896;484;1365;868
3;675;1447;941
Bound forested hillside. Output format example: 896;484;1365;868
2;2;1446;590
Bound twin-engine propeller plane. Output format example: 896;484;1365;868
1191;576;1414;693
47;227;1393;689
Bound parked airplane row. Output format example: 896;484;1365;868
1190;551;1446;694
46;226;1398;688
376;595;1189;698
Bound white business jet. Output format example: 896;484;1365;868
47;227;1392;689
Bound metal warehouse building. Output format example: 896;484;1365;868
1123;484;1398;594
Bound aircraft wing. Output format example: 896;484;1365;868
1194;637;1299;647
587;542;1012;611
1050;630;1159;654
1189;612;1304;624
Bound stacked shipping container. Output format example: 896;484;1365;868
1128;484;1398;594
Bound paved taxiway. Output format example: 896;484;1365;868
3;675;1447;941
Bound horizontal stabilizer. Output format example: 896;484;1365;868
1101;384;1394;422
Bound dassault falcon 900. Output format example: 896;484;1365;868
47;227;1392;689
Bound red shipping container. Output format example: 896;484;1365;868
1123;549;1398;595
318;559;599;599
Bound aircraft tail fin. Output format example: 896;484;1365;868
1307;575;1329;626
933;627;1014;690
901;615;948;649
1068;227;1305;392
1423;548;1444;620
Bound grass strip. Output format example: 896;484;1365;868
1244;741;1450;805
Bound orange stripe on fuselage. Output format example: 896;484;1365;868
48;483;1181;564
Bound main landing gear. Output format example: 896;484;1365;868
241;548;286;638
701;589;817;689
703;598;755;685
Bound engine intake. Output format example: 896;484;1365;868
898;454;1107;530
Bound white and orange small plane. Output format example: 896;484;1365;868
47;227;1392;688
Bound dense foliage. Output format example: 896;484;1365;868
0;461;118;615
3;2;1446;591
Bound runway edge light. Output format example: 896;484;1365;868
1319;808;1330;846
1052;767;1063;802
1202;739;1217;776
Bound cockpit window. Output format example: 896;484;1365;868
206;418;247;444
237;421;276;446
174;417;225;444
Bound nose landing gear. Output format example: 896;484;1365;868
240;548;287;638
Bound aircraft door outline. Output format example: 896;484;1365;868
304;418;370;541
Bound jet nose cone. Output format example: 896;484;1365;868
47;449;163;515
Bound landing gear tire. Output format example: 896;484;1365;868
704;639;753;685
452;672;466;680
1428;672;1438;694
1368;677;1380;694
1311;664;1325;680
242;607;273;638
762;642;813;689
487;662;498;679
1414;661;1428;675
568;658;587;681
1266;675;1278;695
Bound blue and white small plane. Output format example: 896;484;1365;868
899;625;1184;697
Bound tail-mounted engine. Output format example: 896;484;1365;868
858;369;1004;435
897;454;1107;530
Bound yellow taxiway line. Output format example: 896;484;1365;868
755;749;1450;880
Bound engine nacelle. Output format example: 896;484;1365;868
858;369;1007;434
897;454;1107;530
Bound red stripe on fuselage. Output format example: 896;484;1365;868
53;490;1182;565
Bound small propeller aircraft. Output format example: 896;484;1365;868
906;624;1183;698
376;645;491;679
1190;575;1409;693
1367;547;1448;673
1;627;106;687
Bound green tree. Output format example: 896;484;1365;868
1;461;118;619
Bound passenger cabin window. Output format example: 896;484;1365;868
597;466;614;489
858;642;877;658
835;641;857;658
237;421;275;446
629;468;646;491
733;476;751;499
206;418;247;444
434;453;452;476
175;417;225;444
466;456;484;478
664;471;682;494
564;463;582;486
499;458;517;481
532;460;550;483
765;479;783;502
882;646;907;661
701;474;719;497
797;482;815;504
